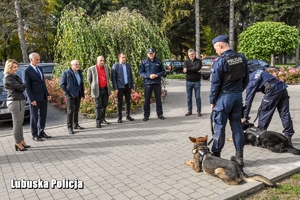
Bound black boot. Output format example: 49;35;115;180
235;151;244;168
212;152;221;157
286;135;292;145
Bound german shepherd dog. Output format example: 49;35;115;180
243;121;300;155
185;135;275;186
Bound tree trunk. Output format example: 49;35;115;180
195;0;200;58
14;0;29;63
229;0;235;50
270;54;275;67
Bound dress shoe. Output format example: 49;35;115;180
158;115;165;120
40;132;52;138
102;120;110;124
68;128;75;134
74;124;84;129
96;123;101;128
198;112;202;117
185;112;192;116
32;137;43;141
22;144;31;148
143;117;149;121
15;144;27;151
126;116;134;121
118;119;122;123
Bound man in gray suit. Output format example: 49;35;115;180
87;56;111;128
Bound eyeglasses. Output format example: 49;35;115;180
73;64;80;66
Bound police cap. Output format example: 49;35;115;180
147;48;155;54
212;35;229;45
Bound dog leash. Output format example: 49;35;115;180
252;105;261;123
207;111;214;146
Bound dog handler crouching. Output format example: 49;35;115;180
242;69;295;144
209;35;249;167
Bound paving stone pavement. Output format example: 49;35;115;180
0;79;300;200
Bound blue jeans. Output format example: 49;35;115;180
211;91;244;153
186;81;201;113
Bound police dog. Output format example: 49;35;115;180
243;121;300;155
185;135;275;186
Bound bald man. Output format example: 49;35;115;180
60;60;85;134
87;56;111;128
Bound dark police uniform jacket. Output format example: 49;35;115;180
209;49;249;104
139;57;165;85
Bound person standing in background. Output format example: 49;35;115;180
139;48;166;121
112;52;135;123
4;59;30;151
183;49;202;117
60;60;85;134
87;56;111;128
23;52;52;141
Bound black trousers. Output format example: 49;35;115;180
117;84;131;118
94;87;108;124
66;95;81;128
143;84;163;118
30;98;48;137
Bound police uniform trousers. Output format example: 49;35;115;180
143;84;163;118
212;91;244;153
258;89;294;136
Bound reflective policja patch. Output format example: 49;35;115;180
254;70;263;79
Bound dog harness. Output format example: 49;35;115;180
192;143;210;172
245;127;266;146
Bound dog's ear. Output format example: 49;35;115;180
204;135;208;142
189;137;196;143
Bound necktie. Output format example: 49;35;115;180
36;68;42;80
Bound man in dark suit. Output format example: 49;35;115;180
112;52;135;123
23;52;52;141
60;60;85;134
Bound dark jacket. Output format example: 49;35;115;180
3;74;26;101
60;68;85;98
209;49;249;104
112;62;134;90
139;57;165;85
245;69;287;108
23;65;49;102
183;58;202;82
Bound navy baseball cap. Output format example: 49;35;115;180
212;35;229;45
147;48;155;53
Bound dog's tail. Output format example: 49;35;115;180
286;146;300;155
239;171;275;187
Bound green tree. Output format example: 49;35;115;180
55;5;170;90
238;21;300;64
0;0;56;62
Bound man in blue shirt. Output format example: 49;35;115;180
60;60;85;134
139;48;165;121
112;52;135;123
209;35;249;167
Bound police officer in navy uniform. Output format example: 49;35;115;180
209;35;249;167
242;69;294;144
139;48;165;121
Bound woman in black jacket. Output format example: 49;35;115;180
3;59;30;151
